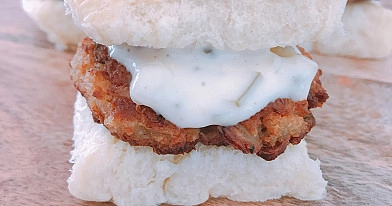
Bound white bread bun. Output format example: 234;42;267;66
64;0;347;50
306;1;392;59
68;93;327;205
22;0;84;51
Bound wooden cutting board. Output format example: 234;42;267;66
1;1;391;205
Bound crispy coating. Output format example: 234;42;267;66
298;47;329;109
70;37;328;161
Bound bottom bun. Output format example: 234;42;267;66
68;93;327;205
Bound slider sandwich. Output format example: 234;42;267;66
21;0;84;51
305;0;392;59
65;0;347;205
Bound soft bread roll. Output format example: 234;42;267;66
307;1;392;59
64;0;347;50
22;0;84;51
68;93;327;206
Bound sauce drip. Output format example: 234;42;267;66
109;45;318;128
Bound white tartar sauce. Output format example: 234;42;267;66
108;45;318;128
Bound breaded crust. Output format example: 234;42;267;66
70;37;328;161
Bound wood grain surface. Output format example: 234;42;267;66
1;1;391;205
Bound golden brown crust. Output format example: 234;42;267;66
223;98;316;160
70;37;328;160
298;47;329;109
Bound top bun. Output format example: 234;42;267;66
65;0;347;50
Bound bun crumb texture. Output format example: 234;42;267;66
64;0;347;50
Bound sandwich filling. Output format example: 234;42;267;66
70;37;328;160
109;45;318;128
